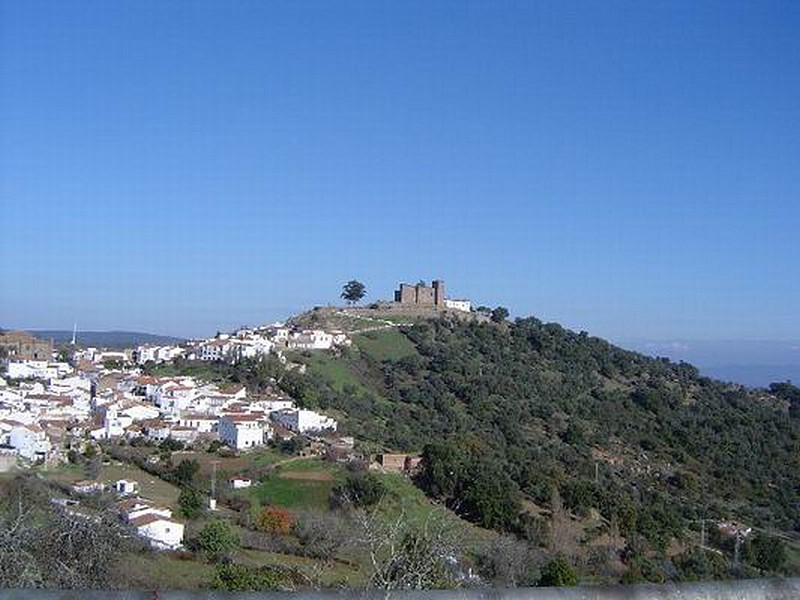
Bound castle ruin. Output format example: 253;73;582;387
394;280;446;308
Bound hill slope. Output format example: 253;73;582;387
29;330;185;348
289;316;800;552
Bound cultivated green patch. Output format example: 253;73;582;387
353;329;418;362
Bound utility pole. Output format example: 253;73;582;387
209;460;218;511
700;518;706;548
734;532;743;568
594;462;599;484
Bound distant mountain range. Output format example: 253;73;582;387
619;339;800;388
27;330;185;350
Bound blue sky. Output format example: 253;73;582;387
2;0;799;340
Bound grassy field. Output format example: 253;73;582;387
237;548;363;587
122;552;214;590
301;352;369;393
244;457;345;512
353;329;418;362
43;461;181;507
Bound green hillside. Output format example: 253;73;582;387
287;316;800;579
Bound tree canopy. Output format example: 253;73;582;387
341;280;367;305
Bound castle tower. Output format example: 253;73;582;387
432;280;445;308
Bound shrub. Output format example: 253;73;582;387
196;519;239;561
210;563;286;591
539;556;578;587
257;506;294;535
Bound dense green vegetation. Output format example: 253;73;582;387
282;316;799;578
134;315;800;584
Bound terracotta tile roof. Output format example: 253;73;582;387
118;498;151;511
222;413;263;423
130;513;171;527
219;384;245;394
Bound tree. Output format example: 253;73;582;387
331;472;386;508
355;507;462;590
178;486;204;519
196;519;239;561
747;534;786;573
159;437;184;452
539;556;578;587
293;511;347;561
257;506;294;535
476;534;539;587
174;459;199;485
341;280;367;305
0;475;140;589
491;306;509;323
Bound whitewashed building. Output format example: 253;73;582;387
129;513;184;550
287;330;334;350
8;423;52;461
6;361;72;381
445;298;472;313
114;479;139;495
271;409;337;433
218;413;271;450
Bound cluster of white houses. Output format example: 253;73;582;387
0;328;345;551
0;327;341;465
178;324;350;364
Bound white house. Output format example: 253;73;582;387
195;339;233;361
120;403;160;422
119;498;173;522
271;409;337;433
229;339;274;360
135;345;184;365
287;330;335;351
167;426;198;444
445;298;472;313
154;382;198;415
178;413;217;433
6;360;72;381
8;423;52;462
71;480;104;494
130;513;184;550
114;479;139;496
265;325;291;342
90;406;131;440
218;413;271;450
250;398;295;414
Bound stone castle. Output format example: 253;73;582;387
0;330;52;361
394;280;446;308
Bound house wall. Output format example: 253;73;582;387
138;520;184;550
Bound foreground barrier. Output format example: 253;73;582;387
0;578;799;600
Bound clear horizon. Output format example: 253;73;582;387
2;1;799;342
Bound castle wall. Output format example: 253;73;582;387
415;286;435;305
394;280;448;308
397;285;417;304
432;280;445;307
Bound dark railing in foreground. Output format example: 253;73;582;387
1;578;799;600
